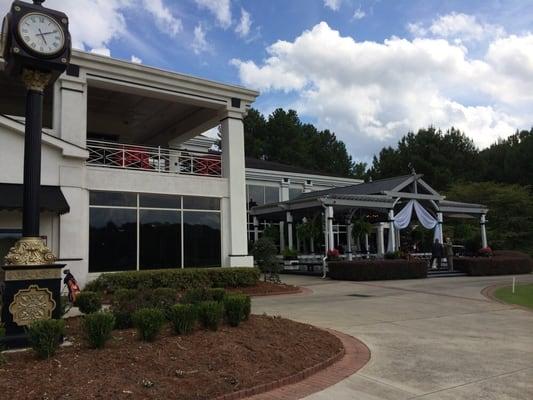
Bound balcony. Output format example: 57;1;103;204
86;140;222;177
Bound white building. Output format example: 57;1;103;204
0;51;359;286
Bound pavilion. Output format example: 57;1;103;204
249;173;489;262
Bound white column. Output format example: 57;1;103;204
377;224;385;257
279;221;285;252
480;214;488;248
304;180;313;193
347;223;353;261
387;209;396;253
281;179;290;201
287;212;294;250
365;233;370;258
253;216;259;242
54;74;87;147
310;238;315;254
323;211;329;256
220;111;253;267
327;206;335;251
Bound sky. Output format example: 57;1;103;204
2;0;533;163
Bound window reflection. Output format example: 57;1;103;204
183;212;221;268
89;208;137;272
140;210;181;269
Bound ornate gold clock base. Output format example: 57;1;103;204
1;238;64;348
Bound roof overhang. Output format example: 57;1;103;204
0;184;70;214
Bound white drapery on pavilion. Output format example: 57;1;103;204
393;200;442;242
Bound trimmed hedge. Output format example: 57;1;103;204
454;251;532;276
328;259;427;281
85;267;260;292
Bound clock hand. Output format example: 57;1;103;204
37;28;48;45
41;30;58;35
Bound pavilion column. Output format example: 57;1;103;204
387;209;396;253
395;228;401;251
220;110;253;267
480;214;488;248
347;223;353;261
365;233;370;258
286;212;293;250
310;238;315;253
323;211;329;256
279;221;285;252
327;206;335;251
253;216;259;242
377;224;385;257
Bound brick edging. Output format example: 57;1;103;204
213;329;370;400
250;286;313;297
481;284;533;312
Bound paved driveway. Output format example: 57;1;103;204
252;274;533;400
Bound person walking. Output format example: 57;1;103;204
430;238;443;269
444;237;454;271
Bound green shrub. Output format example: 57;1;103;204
242;295;251;321
207;288;226;302
110;289;139;329
132;308;166;341
223;294;249;327
82;312;115;349
84;267;260;292
144;288;179;318
168;304;197;335
328;260;427;281
454;252;532;276
180;287;226;305
197;301;224;331
74;291;102;314
27;319;65;359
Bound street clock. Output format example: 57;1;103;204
1;0;71;80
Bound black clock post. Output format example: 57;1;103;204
1;0;71;348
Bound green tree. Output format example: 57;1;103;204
446;182;533;255
369;127;478;190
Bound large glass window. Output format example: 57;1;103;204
90;191;137;207
183;211;221;268
89;191;222;271
140;210;181;269
247;185;280;208
89;208;137;272
265;186;280;204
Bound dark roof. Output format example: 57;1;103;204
0;184;70;214
293;174;416;200
245;158;351;179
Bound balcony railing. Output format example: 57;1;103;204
86;140;222;177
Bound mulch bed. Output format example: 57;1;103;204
226;281;301;296
0;315;342;400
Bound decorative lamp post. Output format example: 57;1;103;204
0;0;71;347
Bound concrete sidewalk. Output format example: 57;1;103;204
252;274;533;400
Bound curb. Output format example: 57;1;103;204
481;283;533;312
213;329;370;400
249;286;313;297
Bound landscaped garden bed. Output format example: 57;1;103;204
328;259;427;281
454;251;532;276
0;315;342;400
226;280;301;296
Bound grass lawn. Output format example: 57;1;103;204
494;284;533;309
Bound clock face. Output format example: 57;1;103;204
17;12;65;56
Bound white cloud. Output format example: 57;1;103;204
0;0;182;53
408;12;505;43
192;23;209;54
352;7;366;20
235;8;252;38
324;0;342;11
90;47;111;56
232;22;532;158
141;0;182;37
130;55;142;63
194;0;232;29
